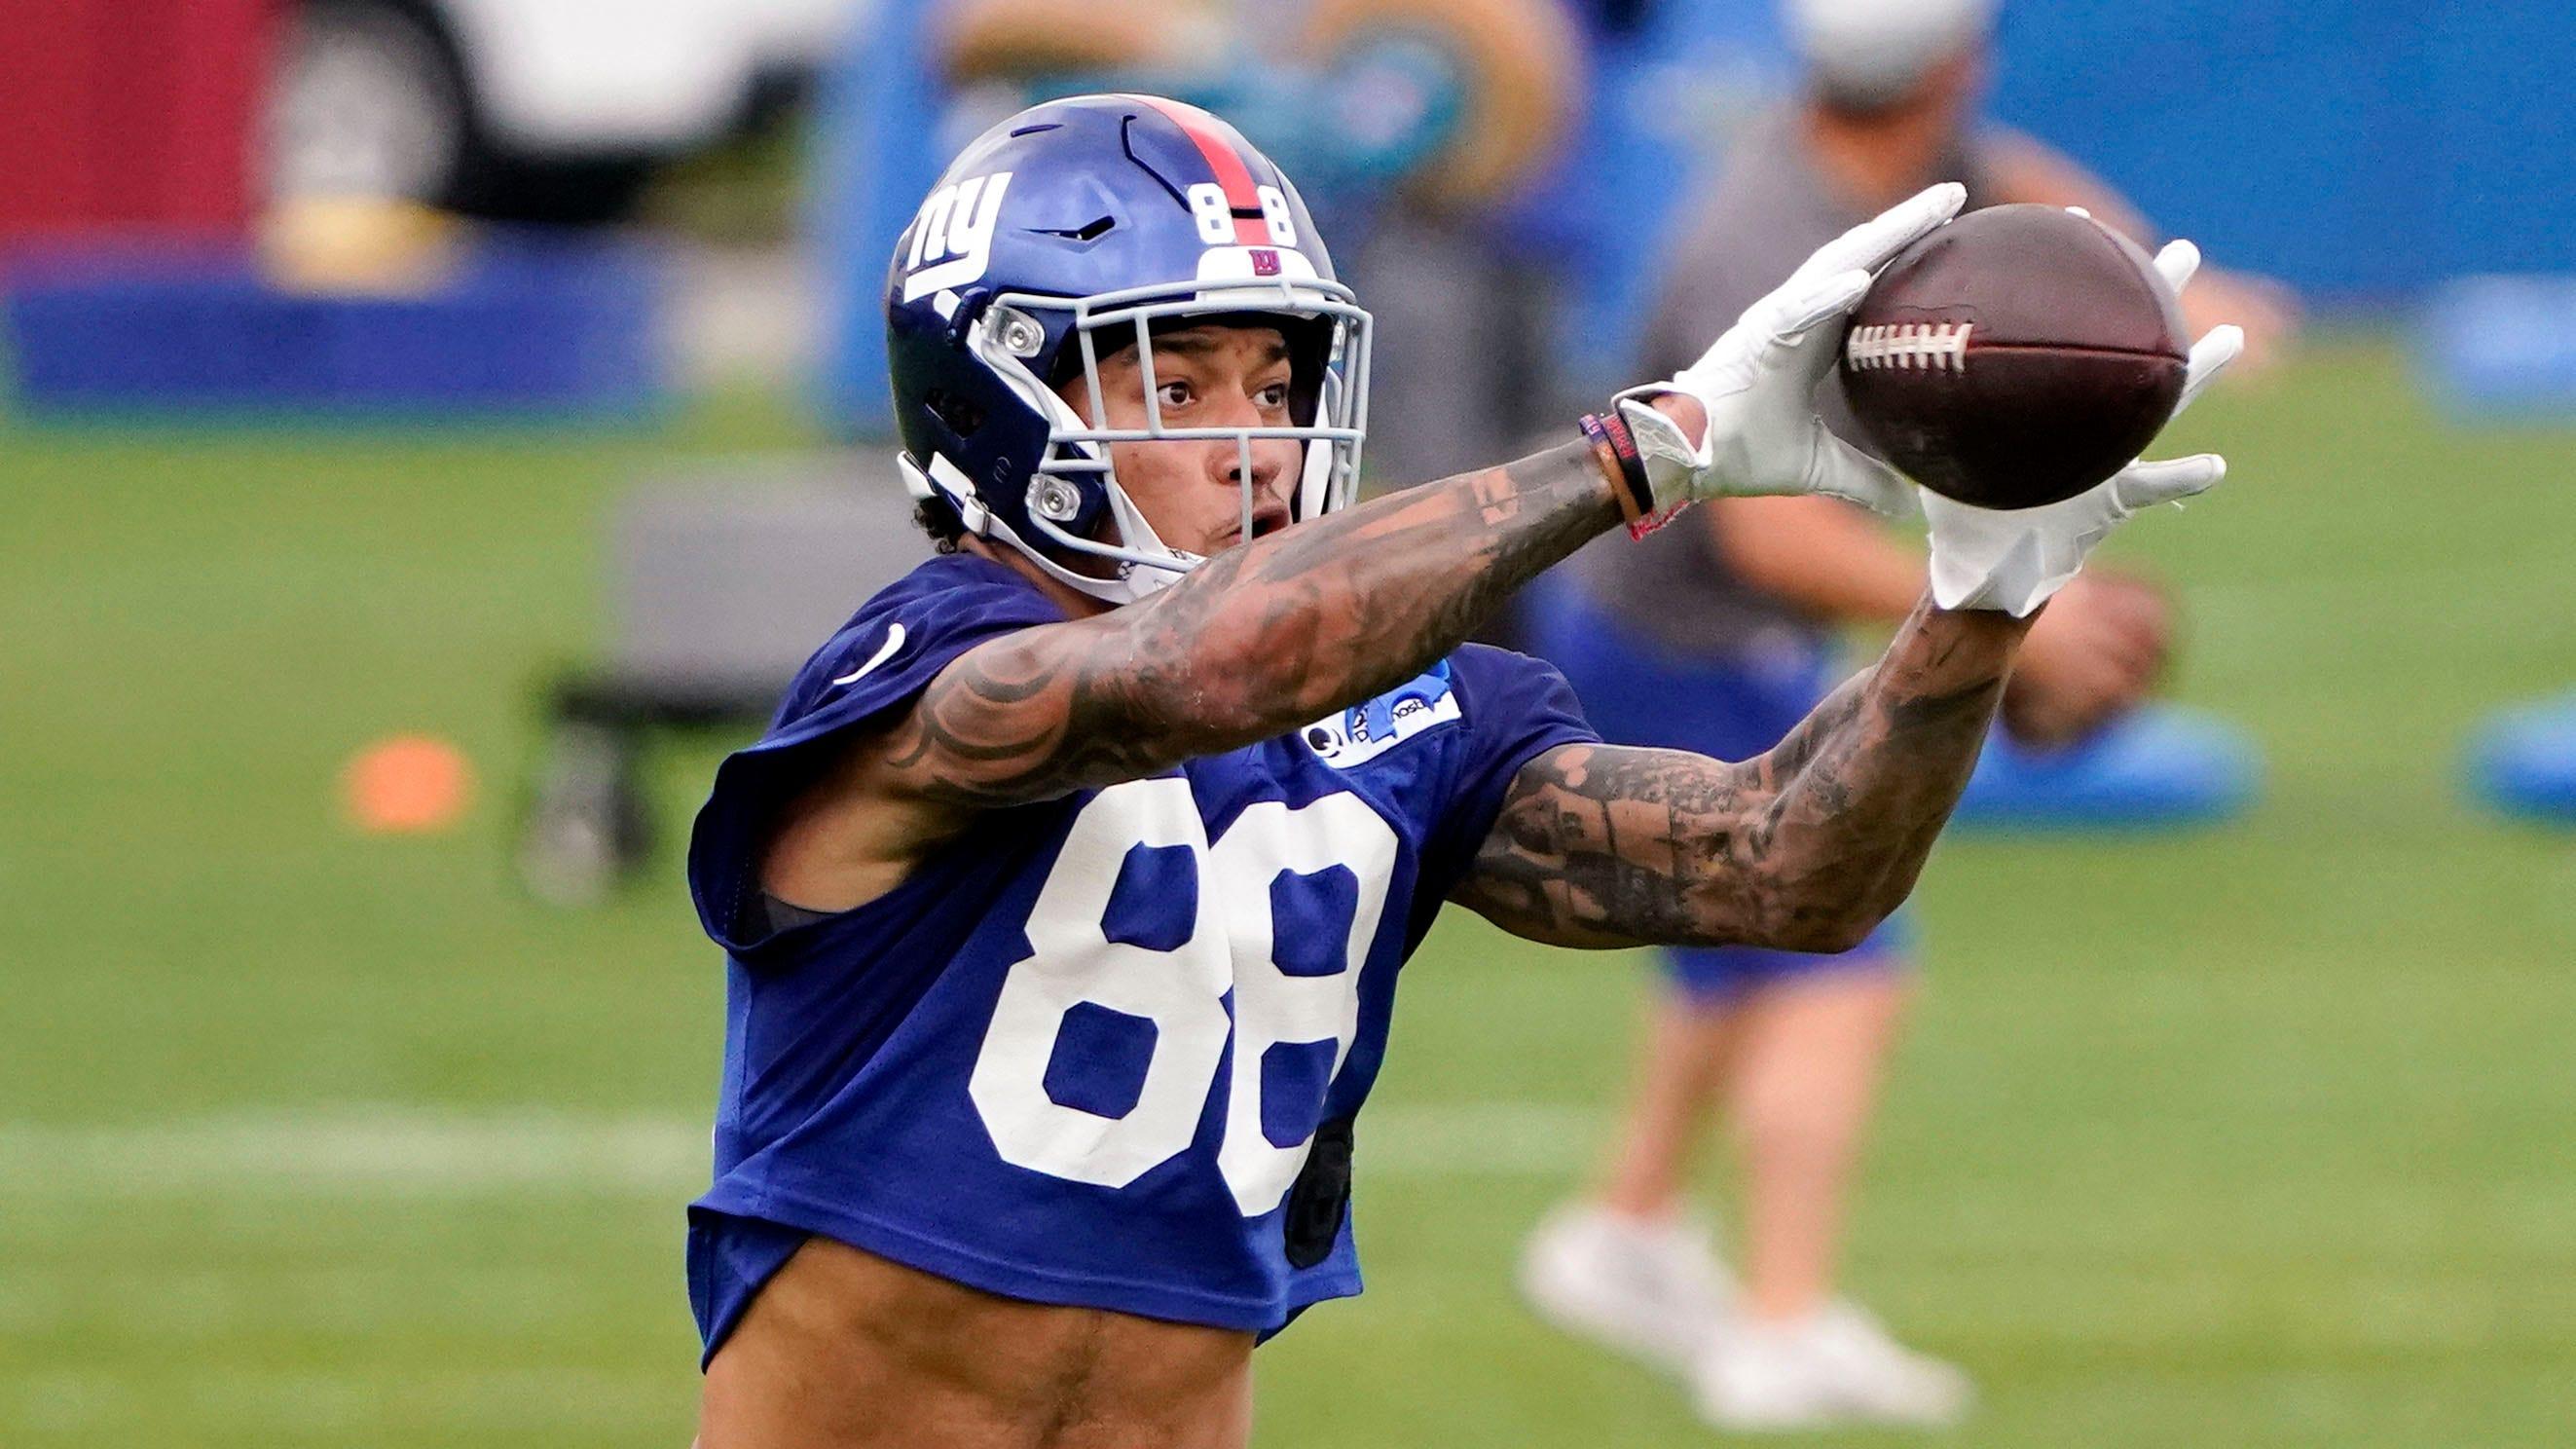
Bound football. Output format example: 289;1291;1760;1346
1840;203;2189;510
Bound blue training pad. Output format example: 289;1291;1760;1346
4;230;666;419
2420;277;2576;420
1955;704;2262;834
2466;695;2576;823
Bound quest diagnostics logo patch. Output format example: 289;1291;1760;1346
1301;664;1462;769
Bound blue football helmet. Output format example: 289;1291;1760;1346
885;93;1372;605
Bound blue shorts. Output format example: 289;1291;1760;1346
1524;576;1911;1001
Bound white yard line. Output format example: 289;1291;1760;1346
4;1367;678;1435
0;1102;1597;1199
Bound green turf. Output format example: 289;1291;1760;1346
8;340;2576;1446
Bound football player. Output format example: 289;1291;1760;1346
684;93;2240;1448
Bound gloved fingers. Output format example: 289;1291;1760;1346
1752;269;1874;388
1806;432;1918;515
1789;182;1965;289
2153;238;2202;294
1677;263;1864;395
2110;453;2226;511
1770;268;1873;345
2175;324;2245;413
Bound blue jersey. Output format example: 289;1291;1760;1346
684;553;1596;1361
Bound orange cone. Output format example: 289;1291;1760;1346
343;734;474;835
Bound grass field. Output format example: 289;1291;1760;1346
9;338;2576;1446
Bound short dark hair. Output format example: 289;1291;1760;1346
914;492;967;553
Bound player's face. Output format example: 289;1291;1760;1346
1060;323;1303;560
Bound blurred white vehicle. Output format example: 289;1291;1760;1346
268;0;865;222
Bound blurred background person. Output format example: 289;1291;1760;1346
1516;0;2298;1430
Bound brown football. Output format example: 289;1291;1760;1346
1840;203;2187;510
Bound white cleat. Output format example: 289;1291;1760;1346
1518;1202;1733;1378
1694;1300;1973;1430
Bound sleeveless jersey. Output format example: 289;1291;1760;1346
684;552;1597;1360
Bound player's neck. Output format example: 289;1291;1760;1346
1802;97;1956;212
961;535;1116;619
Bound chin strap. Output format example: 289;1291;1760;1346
902;454;992;537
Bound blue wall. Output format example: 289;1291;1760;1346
1985;1;2576;300
1646;0;2576;301
809;0;2576;432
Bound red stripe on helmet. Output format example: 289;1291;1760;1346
1131;93;1266;245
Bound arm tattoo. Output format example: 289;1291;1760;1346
1454;600;2029;951
878;440;1624;807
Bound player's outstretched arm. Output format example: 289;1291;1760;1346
873;440;1625;811
1452;599;2028;952
765;186;1973;906
1452;232;2248;950
864;186;1973;816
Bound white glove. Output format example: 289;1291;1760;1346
1923;236;2244;616
1614;182;1965;512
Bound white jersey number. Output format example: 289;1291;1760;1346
967;779;1396;1214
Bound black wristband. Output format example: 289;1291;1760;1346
1577;409;1656;523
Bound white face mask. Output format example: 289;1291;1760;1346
954;268;1374;607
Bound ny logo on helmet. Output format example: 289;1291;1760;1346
902;172;1013;303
